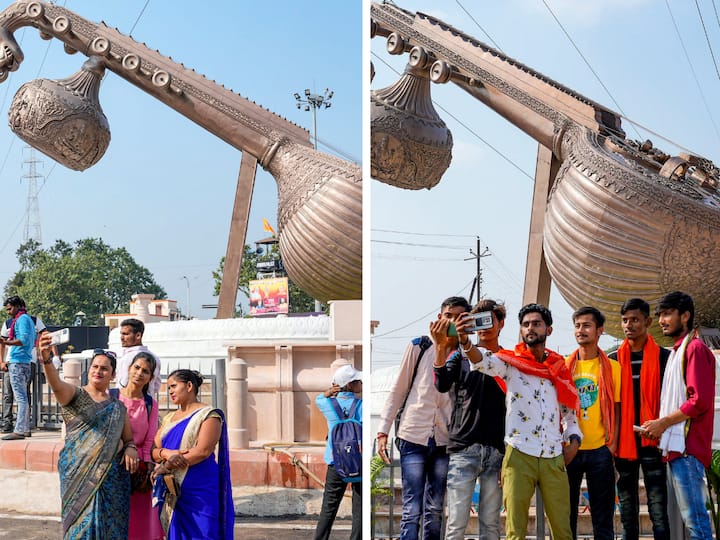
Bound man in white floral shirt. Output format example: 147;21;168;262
432;303;581;540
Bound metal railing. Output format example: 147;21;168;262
1;359;226;431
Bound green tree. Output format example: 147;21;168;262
4;238;166;325
212;244;318;315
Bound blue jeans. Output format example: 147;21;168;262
668;455;713;540
445;443;503;540
616;446;669;540
567;445;616;540
8;363;30;434
398;437;449;540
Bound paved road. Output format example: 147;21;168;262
0;514;353;539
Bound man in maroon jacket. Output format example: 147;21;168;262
643;291;716;540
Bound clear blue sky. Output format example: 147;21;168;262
371;0;720;367
0;0;361;319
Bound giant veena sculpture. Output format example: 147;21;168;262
371;2;720;339
0;1;361;314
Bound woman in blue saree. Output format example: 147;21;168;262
151;369;234;539
38;338;139;539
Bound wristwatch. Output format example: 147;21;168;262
568;434;581;446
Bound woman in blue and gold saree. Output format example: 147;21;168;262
151;369;234;540
38;340;140;540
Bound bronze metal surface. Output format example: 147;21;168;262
371;2;720;338
0;1;361;303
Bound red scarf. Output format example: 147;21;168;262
566;348;616;448
494;343;579;412
616;336;661;459
8;308;27;340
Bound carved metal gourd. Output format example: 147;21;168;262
0;1;361;302
372;3;720;338
371;44;453;189
9;56;109;171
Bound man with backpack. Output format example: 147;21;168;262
376;296;471;540
314;364;362;540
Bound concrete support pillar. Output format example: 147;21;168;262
227;357;249;449
131;293;154;323
276;345;294;442
64;359;81;388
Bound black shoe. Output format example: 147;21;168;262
0;426;12;433
1;432;25;440
22;432;31;437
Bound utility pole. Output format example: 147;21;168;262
466;236;491;305
22;146;43;244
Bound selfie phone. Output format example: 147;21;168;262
467;311;494;332
447;322;458;337
49;328;70;346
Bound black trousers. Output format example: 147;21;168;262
314;464;361;540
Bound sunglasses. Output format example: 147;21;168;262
92;348;117;361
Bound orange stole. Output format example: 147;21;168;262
616;337;661;460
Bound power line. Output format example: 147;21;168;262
372;278;474;339
455;0;502;51
373;253;468;263
693;0;720;82
664;0;720;143
371;239;469;250
372;228;476;238
540;0;642;140
129;0;151;36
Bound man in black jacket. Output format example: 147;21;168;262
431;299;507;540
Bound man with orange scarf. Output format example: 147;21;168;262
435;303;580;540
565;306;621;540
608;298;670;540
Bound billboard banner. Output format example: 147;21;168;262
249;277;289;315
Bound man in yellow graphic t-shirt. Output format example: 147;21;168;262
565;306;621;540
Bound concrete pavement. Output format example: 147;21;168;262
0;513;354;539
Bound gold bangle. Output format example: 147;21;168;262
461;340;473;352
159;448;166;461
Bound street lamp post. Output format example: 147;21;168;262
181;276;191;320
294;88;333;313
293;88;333;150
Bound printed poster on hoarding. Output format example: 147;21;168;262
249;277;289;315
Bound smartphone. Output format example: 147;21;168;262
48;328;70;346
447;322;458;337
466;311;494;332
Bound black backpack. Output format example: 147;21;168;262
329;397;362;483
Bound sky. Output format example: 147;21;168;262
0;0;361;321
370;0;720;368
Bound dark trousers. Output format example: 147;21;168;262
567;445;616;540
314;464;361;540
1;362;34;429
616;446;669;540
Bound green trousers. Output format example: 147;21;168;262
502;445;573;540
